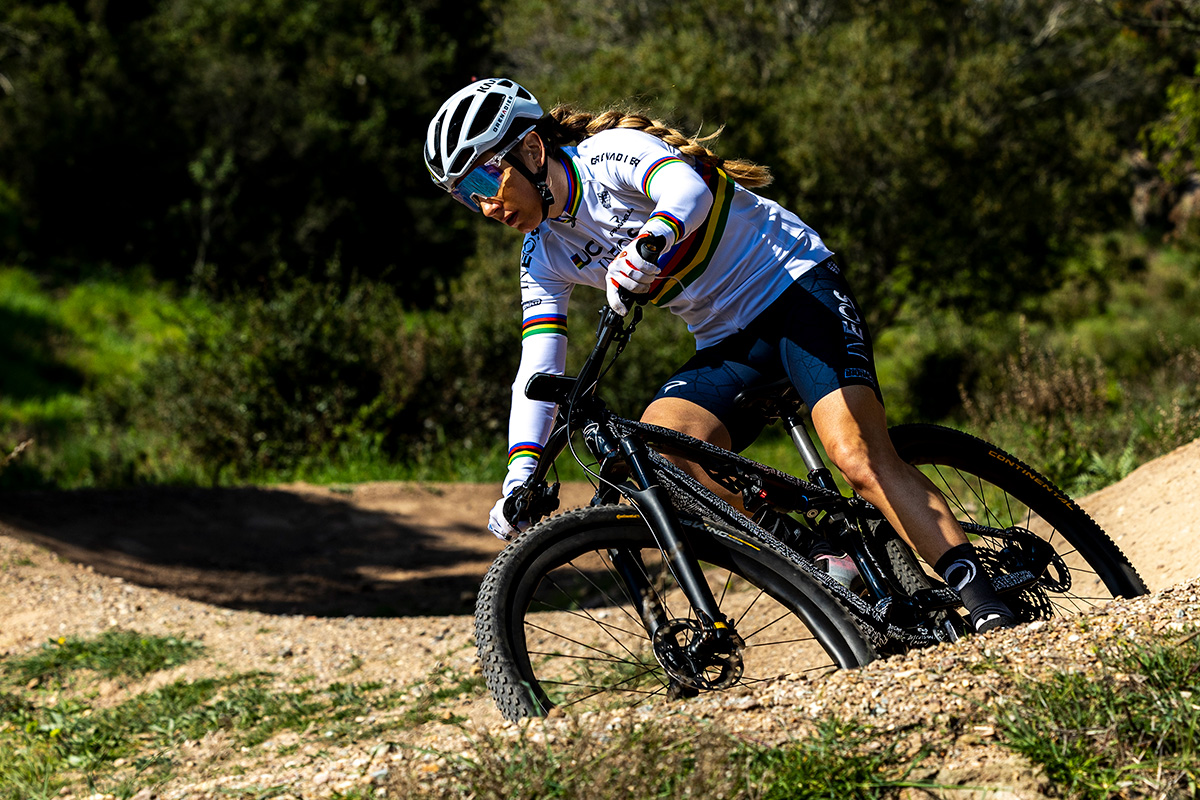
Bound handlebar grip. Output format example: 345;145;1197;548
637;233;666;261
617;234;667;309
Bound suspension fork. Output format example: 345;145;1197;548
607;548;669;638
614;433;734;636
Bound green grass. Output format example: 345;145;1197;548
747;718;934;799
389;633;1200;799
4;627;1198;798
994;631;1200;799
0;630;487;799
2;631;205;686
386;714;940;799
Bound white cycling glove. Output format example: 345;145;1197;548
488;495;529;541
605;234;661;315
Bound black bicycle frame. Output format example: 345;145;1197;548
507;305;1039;651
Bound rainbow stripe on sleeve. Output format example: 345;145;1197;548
521;313;567;339
647;163;735;306
647;211;685;240
640;156;689;196
508;442;542;466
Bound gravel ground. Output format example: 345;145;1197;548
1;438;1198;798
3;532;1192;799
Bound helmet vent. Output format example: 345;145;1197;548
448;148;474;177
517;87;532;100
447;98;471;147
427;115;446;175
469;92;505;139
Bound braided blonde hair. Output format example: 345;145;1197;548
539;106;773;189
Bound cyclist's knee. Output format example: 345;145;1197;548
829;448;885;497
825;437;904;499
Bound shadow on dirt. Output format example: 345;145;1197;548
0;486;504;618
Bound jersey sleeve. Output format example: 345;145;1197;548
591;129;715;251
503;242;573;496
635;155;714;249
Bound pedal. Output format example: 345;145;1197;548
993;570;1037;594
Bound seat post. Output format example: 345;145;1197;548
784;412;841;494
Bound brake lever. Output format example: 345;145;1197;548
503;481;560;528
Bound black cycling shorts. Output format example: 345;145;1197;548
650;259;882;452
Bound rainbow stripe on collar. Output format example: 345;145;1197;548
552;156;583;221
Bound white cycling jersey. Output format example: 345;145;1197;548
504;127;834;494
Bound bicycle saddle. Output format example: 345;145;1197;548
732;378;808;421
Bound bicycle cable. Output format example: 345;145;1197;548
561;308;654;502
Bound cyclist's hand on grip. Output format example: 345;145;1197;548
488;495;528;541
606;233;662;316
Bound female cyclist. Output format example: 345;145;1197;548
424;78;1015;633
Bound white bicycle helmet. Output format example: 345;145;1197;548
424;78;545;192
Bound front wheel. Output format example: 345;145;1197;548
889;424;1147;619
475;505;877;721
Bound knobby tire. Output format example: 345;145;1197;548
475;505;876;720
889;423;1147;617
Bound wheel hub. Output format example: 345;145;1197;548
652;619;745;691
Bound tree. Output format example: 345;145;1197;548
490;0;1179;328
0;0;498;302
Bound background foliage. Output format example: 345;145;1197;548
1;0;1198;490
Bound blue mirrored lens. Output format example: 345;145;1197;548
450;162;504;212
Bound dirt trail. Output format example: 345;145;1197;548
1;436;1194;619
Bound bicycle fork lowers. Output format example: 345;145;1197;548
589;422;747;693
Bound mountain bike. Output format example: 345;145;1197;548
475;242;1147;721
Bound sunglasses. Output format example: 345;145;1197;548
448;127;534;212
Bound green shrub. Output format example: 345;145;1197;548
134;272;424;482
0;266;210;488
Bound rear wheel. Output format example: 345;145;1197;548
889;424;1147;619
476;505;877;720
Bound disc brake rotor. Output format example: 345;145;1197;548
652;619;744;691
